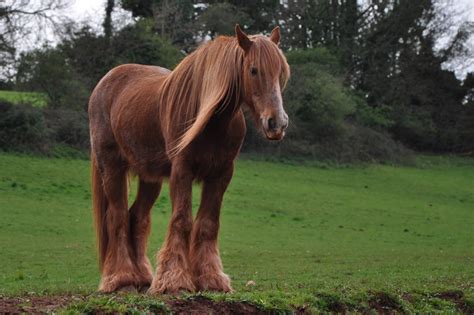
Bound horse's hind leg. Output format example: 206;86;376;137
128;179;162;291
98;158;140;292
190;164;234;292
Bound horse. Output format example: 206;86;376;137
88;25;290;294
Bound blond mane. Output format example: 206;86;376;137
161;34;290;157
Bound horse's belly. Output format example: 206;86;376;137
129;157;171;182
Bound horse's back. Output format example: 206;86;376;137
89;64;170;115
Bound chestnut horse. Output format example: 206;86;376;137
88;25;290;294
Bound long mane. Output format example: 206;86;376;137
160;35;289;157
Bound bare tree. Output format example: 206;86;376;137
0;0;70;76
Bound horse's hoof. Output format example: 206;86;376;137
139;284;150;293
149;268;196;295
148;282;195;295
195;272;233;293
148;287;192;296
117;285;138;293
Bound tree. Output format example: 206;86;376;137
15;19;183;109
353;0;473;151
215;0;280;33
15;47;89;110
195;2;251;38
121;0;194;49
103;0;115;40
121;0;154;17
456;73;474;153
0;0;69;74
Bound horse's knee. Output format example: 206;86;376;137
170;212;193;235
194;218;219;241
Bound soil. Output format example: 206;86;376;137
0;295;83;314
367;292;404;314
0;291;472;314
167;296;271;315
433;290;474;314
0;295;274;315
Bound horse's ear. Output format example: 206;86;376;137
270;26;281;45
235;24;252;52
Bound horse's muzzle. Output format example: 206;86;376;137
262;114;288;140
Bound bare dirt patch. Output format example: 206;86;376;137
167;296;271;315
433;290;474;314
0;295;84;314
367;291;404;314
1;291;472;314
0;295;273;314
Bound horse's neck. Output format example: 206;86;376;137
207;88;242;131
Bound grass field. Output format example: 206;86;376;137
0;90;47;107
0;153;473;313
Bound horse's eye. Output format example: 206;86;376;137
250;67;258;76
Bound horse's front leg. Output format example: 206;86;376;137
149;162;195;294
190;164;234;292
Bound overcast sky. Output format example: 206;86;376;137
67;0;132;30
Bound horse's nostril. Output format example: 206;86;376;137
268;118;277;131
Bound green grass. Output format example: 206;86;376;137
0;153;473;313
0;90;47;107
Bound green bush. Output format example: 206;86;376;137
351;94;394;129
285;63;355;141
286;47;340;69
43;109;89;150
0;101;90;155
0;101;50;153
242;121;411;164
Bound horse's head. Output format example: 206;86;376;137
236;25;290;141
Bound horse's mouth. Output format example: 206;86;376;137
263;128;285;141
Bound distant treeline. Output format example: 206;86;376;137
1;0;473;161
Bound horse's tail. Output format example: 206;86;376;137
91;153;108;270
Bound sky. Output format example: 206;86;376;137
67;0;132;31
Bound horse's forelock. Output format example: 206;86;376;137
248;36;290;90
